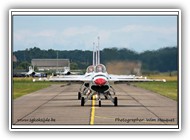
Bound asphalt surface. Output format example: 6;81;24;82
12;83;178;125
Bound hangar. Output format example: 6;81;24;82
31;59;70;71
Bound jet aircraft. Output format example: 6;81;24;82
49;38;166;107
25;66;47;77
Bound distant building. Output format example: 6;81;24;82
31;59;70;71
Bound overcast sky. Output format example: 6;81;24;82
13;15;177;52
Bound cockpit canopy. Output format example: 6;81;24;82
86;64;107;73
95;64;107;73
86;65;95;73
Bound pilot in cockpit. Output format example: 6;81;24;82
95;64;106;73
86;66;95;73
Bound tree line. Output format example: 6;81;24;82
13;46;178;72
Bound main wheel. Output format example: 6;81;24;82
81;97;85;106
99;100;101;107
114;97;118;106
78;92;81;100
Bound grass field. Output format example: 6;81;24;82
147;75;177;81
13;78;52;99
133;81;177;101
132;75;178;101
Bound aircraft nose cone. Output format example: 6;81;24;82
94;78;107;86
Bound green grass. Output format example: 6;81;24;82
147;75;177;81
13;78;52;99
132;81;178;101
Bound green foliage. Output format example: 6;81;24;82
70;62;78;70
14;61;31;70
140;47;177;72
13;46;178;72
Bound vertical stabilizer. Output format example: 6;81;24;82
26;66;34;75
92;36;101;66
96;45;98;66
92;42;95;66
97;36;100;64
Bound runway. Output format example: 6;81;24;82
12;83;178;125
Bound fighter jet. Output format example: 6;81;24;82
14;66;47;77
25;66;47;77
49;38;166;107
54;67;71;76
49;64;165;107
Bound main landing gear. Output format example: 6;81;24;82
114;97;118;106
81;97;85;106
78;92;81;100
79;92;118;107
97;96;118;107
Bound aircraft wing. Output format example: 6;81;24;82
109;74;137;79
49;75;92;83
109;75;166;84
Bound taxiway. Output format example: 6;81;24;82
12;83;178;125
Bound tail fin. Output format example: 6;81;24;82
26;66;34;75
93;36;100;66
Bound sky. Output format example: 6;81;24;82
13;15;177;52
